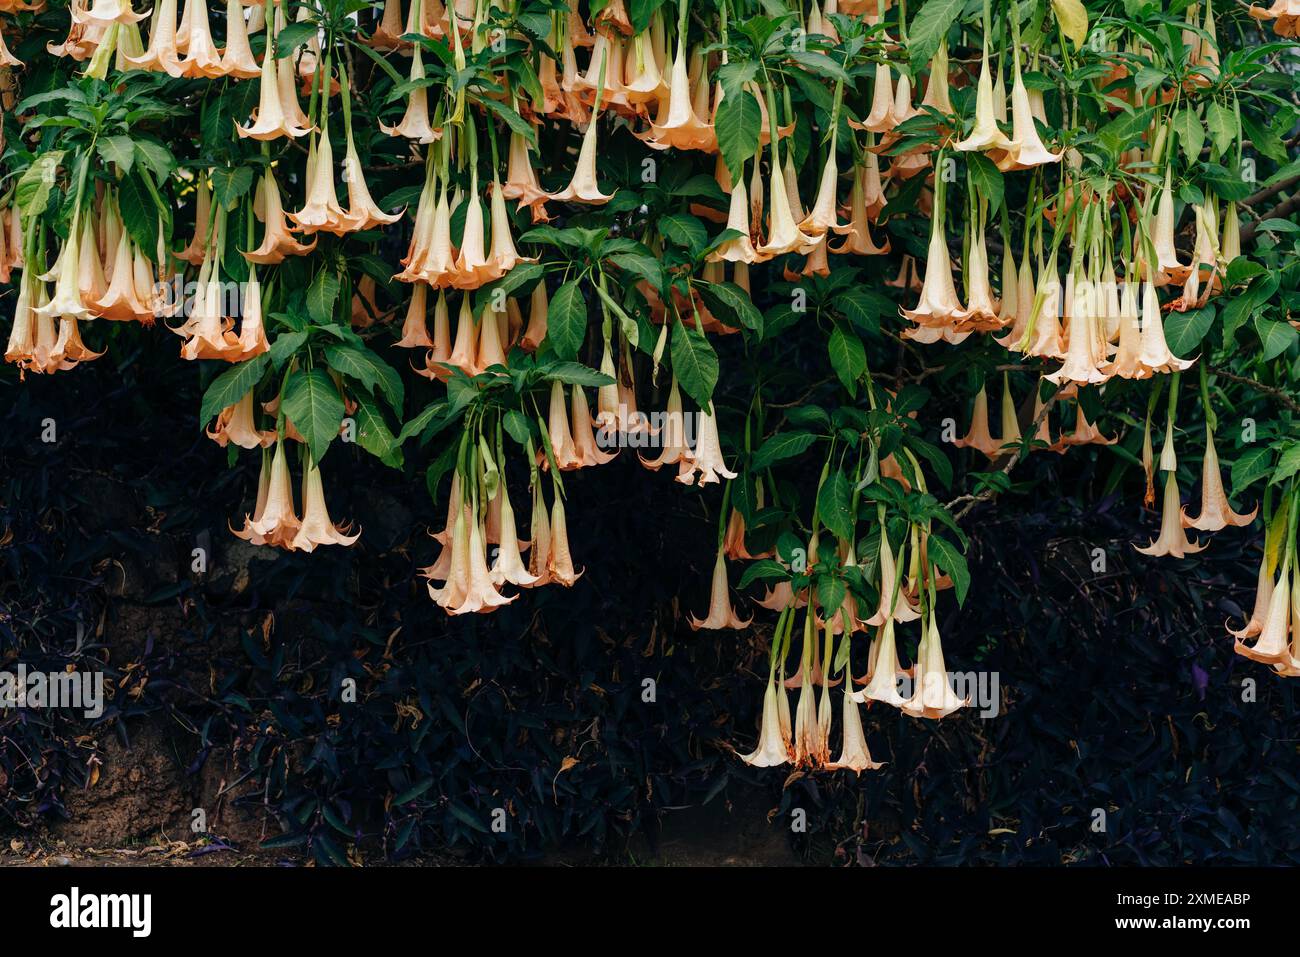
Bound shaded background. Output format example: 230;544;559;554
2;325;1294;867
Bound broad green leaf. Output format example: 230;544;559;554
659;213;709;258
1256;317;1298;361
16;151;65;219
352;393;403;467
210;165;254;211
698;280;762;333
926;534;970;606
282;369;346;463
752;431;817;471
828;322;866;394
198;354;270;426
1163;305;1214;358
1231;445;1273;497
97;135;135;174
907;0;963;65
966;152;1004;216
817;470;854;540
546;281;588;361
307;269;342;325
324;343;404;411
670;318;719;409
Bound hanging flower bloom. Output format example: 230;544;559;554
901;607;969;719
207;388;274;449
1183;425;1258;531
1136;470;1206;558
740;668;793;767
245;168;317;264
676;403;735;486
954;383;1003;457
232;438;300;548
291;454;361;552
546;492;583;586
689;546;752;630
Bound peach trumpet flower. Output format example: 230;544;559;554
901;200;967;328
571;384;618;467
1044;272;1109;386
707;176;765;264
289;124;354;236
1250;0;1300;37
173;0;224;78
955;41;1011;153
1137;273;1194;373
244;168;317;264
236;21;311;140
1136;469;1206;558
502;129;552;223
740;667;793;767
93;229;153;322
1229;547;1275;641
519;281;548;351
546;492;583;586
290;454;361;552
689;546;753;630
756;148;820;258
866;535;920;626
901;607;969;719
852;618;909;708
124;0;183;75
676;403;735;486
394;282;434;348
381;42;440;143
954;384;1004;458
542;380;584;470
549;113;616;205
342;135;404;232
207;388;274;449
1235;555;1291;665
488;481;537;588
75;0;146;25
640;377;694;471
798;140;847;237
643;39;715;151
449;507;516;614
1182;425;1258;531
233;438;301;548
828;677;883;771
831;161;890;256
996;50;1060;171
218;0;259;78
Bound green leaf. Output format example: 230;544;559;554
352;393;403;467
817;574;846;618
15;151;65;219
828;322;867;395
966;152;1004;216
397;400;447;445
670;318;719;409
307;269;342;325
752;431;817;471
1231;445;1273;497
274;21;318;57
1272;443;1300;488
324;343;404;411
1205;101;1238;158
1256;317;1298;361
926;535;970;606
607;252;666;294
738;558;791;589
210;165;254;211
817;470;854;540
698;280;762;333
121;171;164;255
392;778;434;805
97;135;135;174
543;360;615;387
546;281;587;361
907;0;963;65
282;369;346;463
1163;305;1214;358
659;213;709;258
199;354;271;426
717;83;764;180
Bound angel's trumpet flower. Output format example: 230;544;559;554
236;266;269;359
549;110;616;204
676;403;735;486
902;607;969;719
791;618;826;765
93;229;153;321
571;385;617;467
1102;277;1149;378
1235;556;1291;664
124;0;183;75
290;124;353;235
502;130;551;223
237;23;311;140
474;303;508;373
1229;547;1275;641
853;618;909;708
1250;0;1300;38
440;294;477;375
575;30;630;110
233;438;300;548
178;274;242;360
958;218;1001;329
381;43;439;143
245;169;317;263
428;505;471;609
487;181;535;277
995;249;1034;349
643;38;714;151
828;675;883;771
291;455;360;552
689;547;752;630
449;507;515;614
708;176;764;264
740;666;793;767
1136;469;1206;558
1183;425;1258;531
177;179;212;266
799;141;847;237
640;377;694;470
4;269;36;368
860;63;898;133
489;482;537;588
173;0;223;77
831;162;890;256
542;380;583;470
1045;273;1108;385
38;226;92;322
623;30;668;105
1137;274;1194;373
342;134;403;232
207;388;274;448
954;384;1003;457
901;197;967;327
218;0;259;77
395;282;434;348
546;493;583;586
756;146;820;258
1151;168;1188;284
1054;403;1116;449
75;0;145;25
366;0;406;49
956;42;1011;153
866;536;920;626
997;52;1060;171
920;40;953;114
520;281;548;352
1021;263;1064;359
